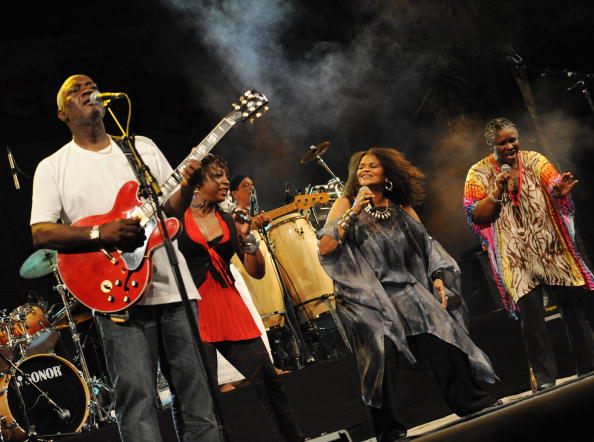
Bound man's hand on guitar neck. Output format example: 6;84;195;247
250;212;271;230
99;218;146;252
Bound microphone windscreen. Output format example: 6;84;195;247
501;164;511;173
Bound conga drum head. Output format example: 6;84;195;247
267;214;335;320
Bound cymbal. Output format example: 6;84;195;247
19;249;57;279
300;141;331;164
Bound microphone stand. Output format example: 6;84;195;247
103;101;228;441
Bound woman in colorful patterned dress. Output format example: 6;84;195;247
464;117;594;391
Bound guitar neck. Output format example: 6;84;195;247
141;114;238;219
263;202;300;221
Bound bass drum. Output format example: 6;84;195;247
0;354;90;441
231;231;286;329
266;214;335;320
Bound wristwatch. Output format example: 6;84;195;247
90;225;101;244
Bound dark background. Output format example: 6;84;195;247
1;0;593;311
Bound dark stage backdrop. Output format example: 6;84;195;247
1;0;594;312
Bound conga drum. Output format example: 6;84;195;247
266;214;335;319
231;231;286;329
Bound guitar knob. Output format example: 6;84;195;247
107;296;114;302
115;280;122;287
131;281;138;288
101;280;113;293
124;296;130;303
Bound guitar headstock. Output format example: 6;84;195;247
230;90;269;124
294;192;330;210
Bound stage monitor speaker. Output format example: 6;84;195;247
459;246;502;316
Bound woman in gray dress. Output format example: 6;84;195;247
318;148;500;441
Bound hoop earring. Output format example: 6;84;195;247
385;179;394;192
191;193;205;209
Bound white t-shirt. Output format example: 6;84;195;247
30;136;199;305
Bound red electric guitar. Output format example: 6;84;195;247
57;90;269;313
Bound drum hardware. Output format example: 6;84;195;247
260;229;314;367
300;142;344;231
295;295;352;354
49;266;114;428
299;141;344;192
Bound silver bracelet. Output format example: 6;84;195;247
488;191;502;204
239;231;260;255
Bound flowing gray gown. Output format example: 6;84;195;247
318;205;497;408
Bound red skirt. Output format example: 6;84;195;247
197;271;261;343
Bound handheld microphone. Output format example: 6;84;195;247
501;164;510;195
89;91;126;104
234;208;251;224
358;186;374;210
6;147;20;190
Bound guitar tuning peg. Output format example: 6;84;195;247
242;112;249;118
255;112;262;118
264;106;269;112
241;99;248;105
232;103;240;110
248;117;255;124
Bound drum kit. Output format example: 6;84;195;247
0;249;114;441
232;141;352;369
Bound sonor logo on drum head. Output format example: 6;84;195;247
16;365;63;387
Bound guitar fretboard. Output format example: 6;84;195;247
140;116;237;220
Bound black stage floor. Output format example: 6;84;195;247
42;308;594;441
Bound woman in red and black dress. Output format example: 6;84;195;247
177;154;304;442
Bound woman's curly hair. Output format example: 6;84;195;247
342;148;425;207
195;153;229;187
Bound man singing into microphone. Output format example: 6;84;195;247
30;74;221;441
464;117;594;392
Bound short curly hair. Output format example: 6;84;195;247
484;117;517;146
196;153;229;187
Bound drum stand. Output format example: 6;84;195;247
50;267;114;428
260;230;314;368
296;295;352;354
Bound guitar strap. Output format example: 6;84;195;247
112;135;150;198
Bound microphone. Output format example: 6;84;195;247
284;182;292;204
358;186;374;210
501;164;510;197
6;147;20;190
57;408;71;422
249;188;259;217
89;91;126;104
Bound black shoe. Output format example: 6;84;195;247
379;429;407;442
460;399;503;418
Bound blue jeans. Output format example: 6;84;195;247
95;302;222;442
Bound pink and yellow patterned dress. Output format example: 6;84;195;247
464;150;594;316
